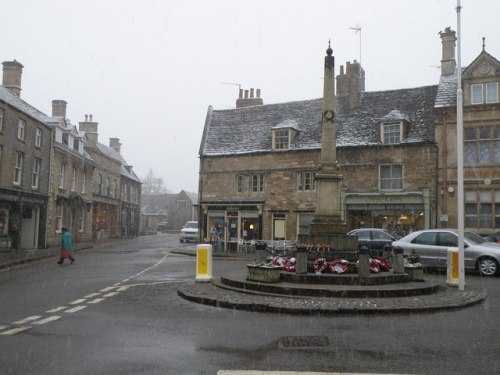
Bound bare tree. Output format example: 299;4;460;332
142;169;168;194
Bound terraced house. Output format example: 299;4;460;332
198;28;500;251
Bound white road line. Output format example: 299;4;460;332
1;326;32;335
84;292;101;298
88;298;105;304
46;306;67;313
70;298;87;305
100;286;115;292
12;316;41;325
116;286;129;291
65;305;87;313
33;316;61;325
103;292;119;297
0;325;9;331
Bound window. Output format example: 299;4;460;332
382;122;401;144
13;152;23;185
71;167;77;191
0;108;4;132
273;129;289;150
252;174;264;192
237;175;244;193
464;126;500;165
79;210;85;232
105;177;110;196
32;158;41;189
379;164;403;190
465;189;500;229
97;173;102;195
17;119;26;140
73;139;79;151
62;133;68;145
177;200;187;208
111;179;117;198
297;171;315;191
471;82;499;104
297;213;314;235
81;172;86;194
35;128;42;148
55;205;63;233
58;162;65;188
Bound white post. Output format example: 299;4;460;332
456;0;466;290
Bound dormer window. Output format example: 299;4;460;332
471;82;498;104
382;122;401;144
272;119;299;151
380;110;410;145
273;129;289;150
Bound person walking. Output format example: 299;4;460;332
58;227;75;265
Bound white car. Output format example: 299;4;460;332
179;221;199;243
392;229;500;276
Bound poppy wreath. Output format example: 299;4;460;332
283;257;296;272
328;259;349;274
371;257;392;272
313;257;328;273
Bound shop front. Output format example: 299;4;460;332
344;190;431;237
201;201;263;252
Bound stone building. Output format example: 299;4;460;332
199;51;438;250
79;117;141;240
44;100;95;247
0;61;52;250
435;29;500;234
140;190;197;233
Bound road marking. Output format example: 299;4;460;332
100;286;116;292
117;286;129;291
84;292;101;298
70;298;87;305
12;316;41;325
103;292;119;297
0;325;9;331
33;316;61;325
46;306;67;313
217;372;409;375
65;305;87;313
1;326;32;335
88;298;105;304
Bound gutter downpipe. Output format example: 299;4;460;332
456;0;466;290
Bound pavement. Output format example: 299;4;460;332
0;240;487;315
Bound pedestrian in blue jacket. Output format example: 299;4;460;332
58;227;75;264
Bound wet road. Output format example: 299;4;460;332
0;235;499;375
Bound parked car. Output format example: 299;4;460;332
392;229;500;276
347;228;401;257
179;221;199;243
480;231;500;244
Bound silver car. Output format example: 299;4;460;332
392;229;500;276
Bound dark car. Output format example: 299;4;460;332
481;231;500;244
347;228;402;257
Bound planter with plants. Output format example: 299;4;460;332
404;249;424;281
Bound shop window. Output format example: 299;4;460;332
79;210;85;232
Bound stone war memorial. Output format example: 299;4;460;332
178;43;485;314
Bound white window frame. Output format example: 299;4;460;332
17;119;26;140
297;171;315;191
71;167;77;191
13;152;23;185
35;128;42;148
486;82;499;103
472;82;499;104
79;210;85;232
58;162;65;189
81;172;86;194
237;175;244;193
382;122;401;144
252;174;264;192
55;205;63;233
273;129;289;150
32;157;41;189
379;164;403;190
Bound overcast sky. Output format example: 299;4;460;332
2;0;499;193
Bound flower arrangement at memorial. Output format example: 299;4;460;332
404;249;423;268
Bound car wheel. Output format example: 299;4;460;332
477;257;498;276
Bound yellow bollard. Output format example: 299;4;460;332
446;247;459;287
196;244;213;282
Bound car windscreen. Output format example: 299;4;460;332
464;231;487;245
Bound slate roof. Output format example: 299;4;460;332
0;86;50;126
200;85;438;156
95;142;141;183
435;72;458;108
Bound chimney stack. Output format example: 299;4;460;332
236;87;264;108
109;138;121;153
52;100;67;118
2;60;23;97
336;59;365;111
78;114;98;144
440;27;456;76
